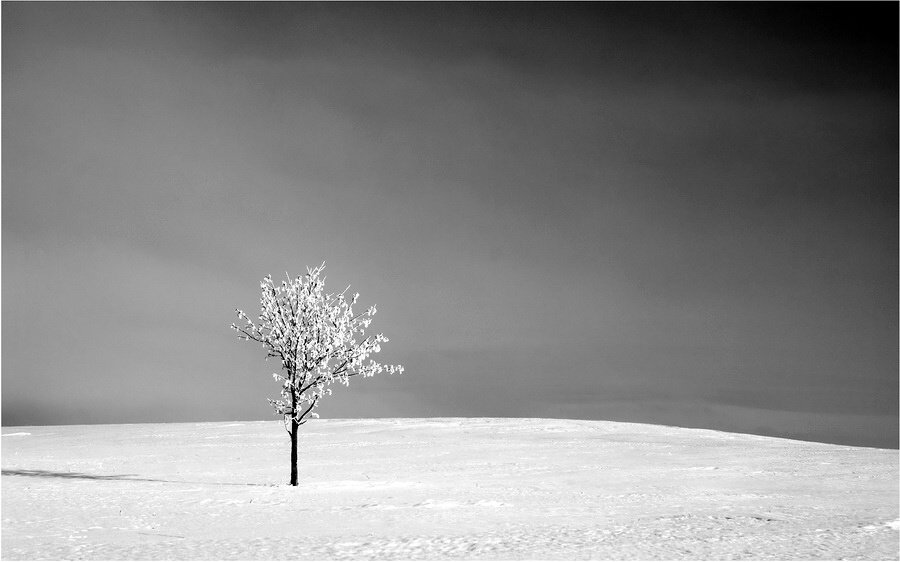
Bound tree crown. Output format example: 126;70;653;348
232;263;403;424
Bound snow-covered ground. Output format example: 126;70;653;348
2;417;897;560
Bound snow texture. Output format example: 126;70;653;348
2;418;897;560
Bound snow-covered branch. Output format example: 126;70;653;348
234;264;404;428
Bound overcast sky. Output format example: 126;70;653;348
3;3;897;447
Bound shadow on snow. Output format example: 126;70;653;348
1;469;272;486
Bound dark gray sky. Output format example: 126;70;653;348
3;3;897;447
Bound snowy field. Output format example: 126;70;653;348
2;417;897;560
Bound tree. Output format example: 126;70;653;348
231;262;403;486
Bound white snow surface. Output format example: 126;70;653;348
1;417;897;560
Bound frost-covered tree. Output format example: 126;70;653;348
232;263;403;486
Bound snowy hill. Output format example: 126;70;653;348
2;417;897;559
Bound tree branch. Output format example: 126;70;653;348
235;326;264;344
295;395;318;424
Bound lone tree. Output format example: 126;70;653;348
232;262;403;486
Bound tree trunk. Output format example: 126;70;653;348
289;417;299;486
